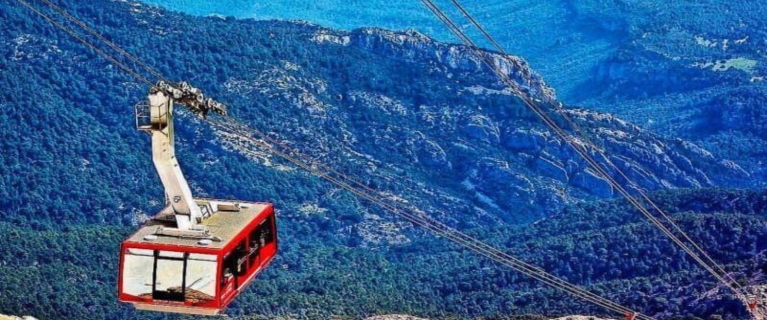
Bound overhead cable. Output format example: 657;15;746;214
419;0;748;303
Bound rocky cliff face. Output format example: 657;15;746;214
346;28;556;101
215;24;752;229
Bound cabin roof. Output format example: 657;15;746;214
125;199;271;250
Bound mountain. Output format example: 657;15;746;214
0;0;764;319
561;1;767;189
139;0;767;187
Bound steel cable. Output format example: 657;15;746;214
13;0;722;316
212;117;652;319
442;0;745;294
36;0;168;83
419;0;748;303
13;0;154;86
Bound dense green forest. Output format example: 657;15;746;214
0;188;764;319
1;0;765;319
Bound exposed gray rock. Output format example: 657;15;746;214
463;114;500;143
348;28;556;101
535;154;569;182
0;315;39;320
364;315;429;320
571;168;613;198
549;316;613;320
504;128;548;153
410;131;450;169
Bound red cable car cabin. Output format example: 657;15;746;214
119;85;278;315
119;199;277;315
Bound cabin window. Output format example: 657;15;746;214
221;240;247;289
121;248;154;297
258;216;275;246
220;253;235;289
184;253;217;302
233;241;247;276
122;249;218;303
247;216;274;267
153;251;186;302
248;227;260;267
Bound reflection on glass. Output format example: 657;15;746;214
185;253;217;303
122;248;154;297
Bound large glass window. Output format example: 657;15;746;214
122;248;154;297
254;216;274;248
154;251;185;301
122;249;218;304
220;240;247;291
185;253;217;303
262;216;274;245
234;241;247;276
248;228;260;267
220;253;235;289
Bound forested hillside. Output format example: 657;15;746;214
0;1;764;319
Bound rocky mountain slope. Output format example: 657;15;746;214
211;25;754;227
137;0;767;192
1;0;755;228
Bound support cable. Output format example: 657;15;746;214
11;0;715;317
442;0;745;295
36;0;168;83
212;117;653;319
419;0;748;303
13;0;154;86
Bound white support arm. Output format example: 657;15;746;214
148;91;202;230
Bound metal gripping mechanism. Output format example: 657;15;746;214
134;81;227;236
151;81;228;118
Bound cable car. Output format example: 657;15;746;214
118;83;278;315
118;200;277;315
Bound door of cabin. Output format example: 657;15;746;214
153;251;186;302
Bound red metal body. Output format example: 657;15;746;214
118;202;277;315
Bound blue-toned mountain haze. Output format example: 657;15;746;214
0;0;766;319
